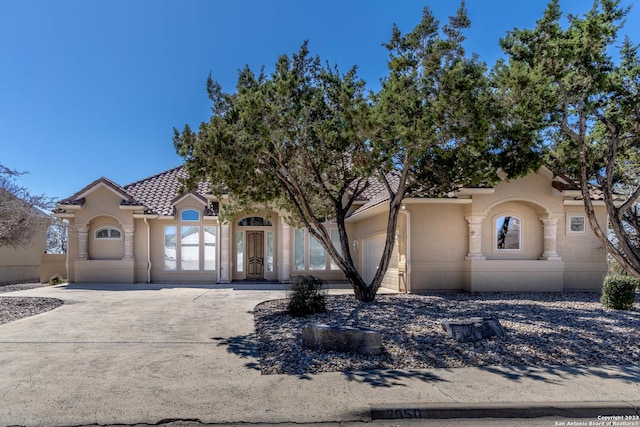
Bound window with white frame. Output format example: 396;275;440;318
95;227;121;239
496;215;521;251
163;210;216;271
293;228;332;271
330;228;342;270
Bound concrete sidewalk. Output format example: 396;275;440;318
0;283;638;426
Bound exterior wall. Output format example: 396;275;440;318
351;210;401;291
348;169;608;293
149;198;219;283
463;260;565;292
403;203;467;291
74;259;135;283
281;217;350;284
0;227;47;284
66;185;136;283
40;254;67;283
481;201;543;260
88;215;125;260
59;168;608;289
461;170;607;291
558;205;608;290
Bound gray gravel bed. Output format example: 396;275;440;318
0;282;51;293
254;292;640;375
0;296;63;325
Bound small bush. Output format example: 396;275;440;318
49;274;65;286
601;275;638;310
287;275;327;317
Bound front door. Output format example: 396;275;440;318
246;231;264;280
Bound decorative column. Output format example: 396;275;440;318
77;225;89;260
465;215;486;260
280;219;291;282
219;223;231;283
123;224;135;259
539;217;562;260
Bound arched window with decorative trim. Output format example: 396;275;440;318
237;217;272;227
95;227;122;240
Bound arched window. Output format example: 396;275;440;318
95;228;121;240
237;217;272;227
496;215;521;250
181;209;200;221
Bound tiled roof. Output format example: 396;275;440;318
123;167;212;216
58;165;613;219
551;176;606;201
58;166;213;216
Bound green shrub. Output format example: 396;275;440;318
287;275;327;317
49;274;65;286
601;275;638;310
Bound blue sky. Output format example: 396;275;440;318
1;0;639;201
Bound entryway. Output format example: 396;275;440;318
246;231;264;280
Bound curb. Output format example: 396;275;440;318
371;401;640;420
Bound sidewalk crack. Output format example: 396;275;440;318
431;383;458;402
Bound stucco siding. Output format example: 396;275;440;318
0;227;47;284
406;204;466;291
482;201;543;260
464;260;565;292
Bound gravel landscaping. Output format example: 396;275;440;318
0;283;63;325
254;292;640;375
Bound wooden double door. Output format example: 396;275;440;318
246;231;264;280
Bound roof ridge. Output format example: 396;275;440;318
60;176;134;203
123;165;184;189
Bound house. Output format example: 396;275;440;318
0;190;50;284
52;166;608;292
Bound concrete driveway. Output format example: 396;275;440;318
0;283;293;426
2;283;639;426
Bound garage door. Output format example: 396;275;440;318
362;234;386;284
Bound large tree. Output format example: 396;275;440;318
0;164;53;248
174;4;541;301
498;0;640;277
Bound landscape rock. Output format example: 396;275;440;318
441;316;505;342
301;323;383;355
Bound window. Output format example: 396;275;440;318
266;231;274;272
293;228;327;271
181;226;200;270
164;226;177;271
496;215;521;250
568;215;586;234
237;217;272;227
95;228;121;239
309;236;326;270
294;229;305;271
330;228;342;270
204;226;216;270
181;209;200;221
163;211;217;272
236;231;244;272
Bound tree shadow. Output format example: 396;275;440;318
211;334;261;371
343;369;447;387
478;364;640;384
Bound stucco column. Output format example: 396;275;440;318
77;225;89;260
219;223;231;283
123;224;135;259
540;217;562;260
280;219;291;282
465;215;486;260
